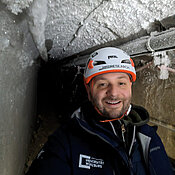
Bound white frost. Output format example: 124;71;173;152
3;0;175;61
27;0;48;61
0;37;9;51
154;51;171;79
1;0;33;15
45;0;175;59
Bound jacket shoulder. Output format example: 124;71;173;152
26;118;77;175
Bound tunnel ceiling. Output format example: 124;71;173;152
2;0;175;62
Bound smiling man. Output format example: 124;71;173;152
26;47;173;175
87;72;132;120
84;47;136;122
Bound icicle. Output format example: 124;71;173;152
26;0;48;61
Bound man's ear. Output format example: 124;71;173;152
84;79;94;101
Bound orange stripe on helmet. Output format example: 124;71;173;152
88;60;94;69
130;58;135;67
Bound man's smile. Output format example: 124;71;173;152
104;100;122;108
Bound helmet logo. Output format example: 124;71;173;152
108;55;118;59
88;59;94;69
91;52;98;58
84;48;136;83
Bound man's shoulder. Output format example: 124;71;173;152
137;123;158;136
53;117;79;135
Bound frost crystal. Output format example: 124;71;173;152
2;0;33;15
0;37;9;51
154;51;171;79
27;0;48;61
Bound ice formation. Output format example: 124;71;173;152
154;51;171;79
1;0;33;15
2;0;175;61
27;0;48;61
0;37;9;51
45;0;175;59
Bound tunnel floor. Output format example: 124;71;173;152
24;113;60;174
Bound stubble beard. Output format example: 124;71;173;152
90;94;131;119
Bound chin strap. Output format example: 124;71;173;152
84;78;132;123
99;104;132;123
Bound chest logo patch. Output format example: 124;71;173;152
79;154;104;169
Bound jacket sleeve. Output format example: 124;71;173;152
148;126;174;175
26;128;72;175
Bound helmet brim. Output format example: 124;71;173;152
84;69;136;84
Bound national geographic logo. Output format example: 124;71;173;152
99;64;130;71
79;154;104;169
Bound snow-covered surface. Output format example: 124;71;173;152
2;0;175;60
1;0;33;15
45;0;175;59
0;1;175;175
26;0;48;61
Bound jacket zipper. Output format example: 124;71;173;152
119;121;134;173
110;121;134;174
77;118;133;174
116;120;127;149
109;121;127;150
109;121;126;145
121;124;126;146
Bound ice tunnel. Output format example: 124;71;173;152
0;0;175;174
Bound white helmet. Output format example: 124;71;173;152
84;47;136;84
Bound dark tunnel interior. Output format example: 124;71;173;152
36;59;87;120
25;58;175;173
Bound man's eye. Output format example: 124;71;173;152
100;83;106;86
119;82;126;86
98;83;108;88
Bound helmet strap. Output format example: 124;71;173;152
84;76;132;123
99;113;125;123
99;104;132;122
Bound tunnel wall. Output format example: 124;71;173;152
57;62;175;161
1;1;175;174
132;60;175;159
0;4;39;175
38;61;175;161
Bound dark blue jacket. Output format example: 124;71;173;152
26;103;173;175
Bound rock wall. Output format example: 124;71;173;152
132;52;175;159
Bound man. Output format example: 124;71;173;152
26;47;173;175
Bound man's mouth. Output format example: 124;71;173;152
105;100;121;105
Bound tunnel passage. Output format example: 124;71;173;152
25;54;175;173
25;59;88;172
37;59;87;118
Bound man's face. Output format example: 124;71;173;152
87;72;132;119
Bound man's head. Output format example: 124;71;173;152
84;47;136;120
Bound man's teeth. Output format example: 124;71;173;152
107;101;120;104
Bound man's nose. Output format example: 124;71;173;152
106;84;119;96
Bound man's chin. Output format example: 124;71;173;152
108;114;124;119
101;109;124;119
